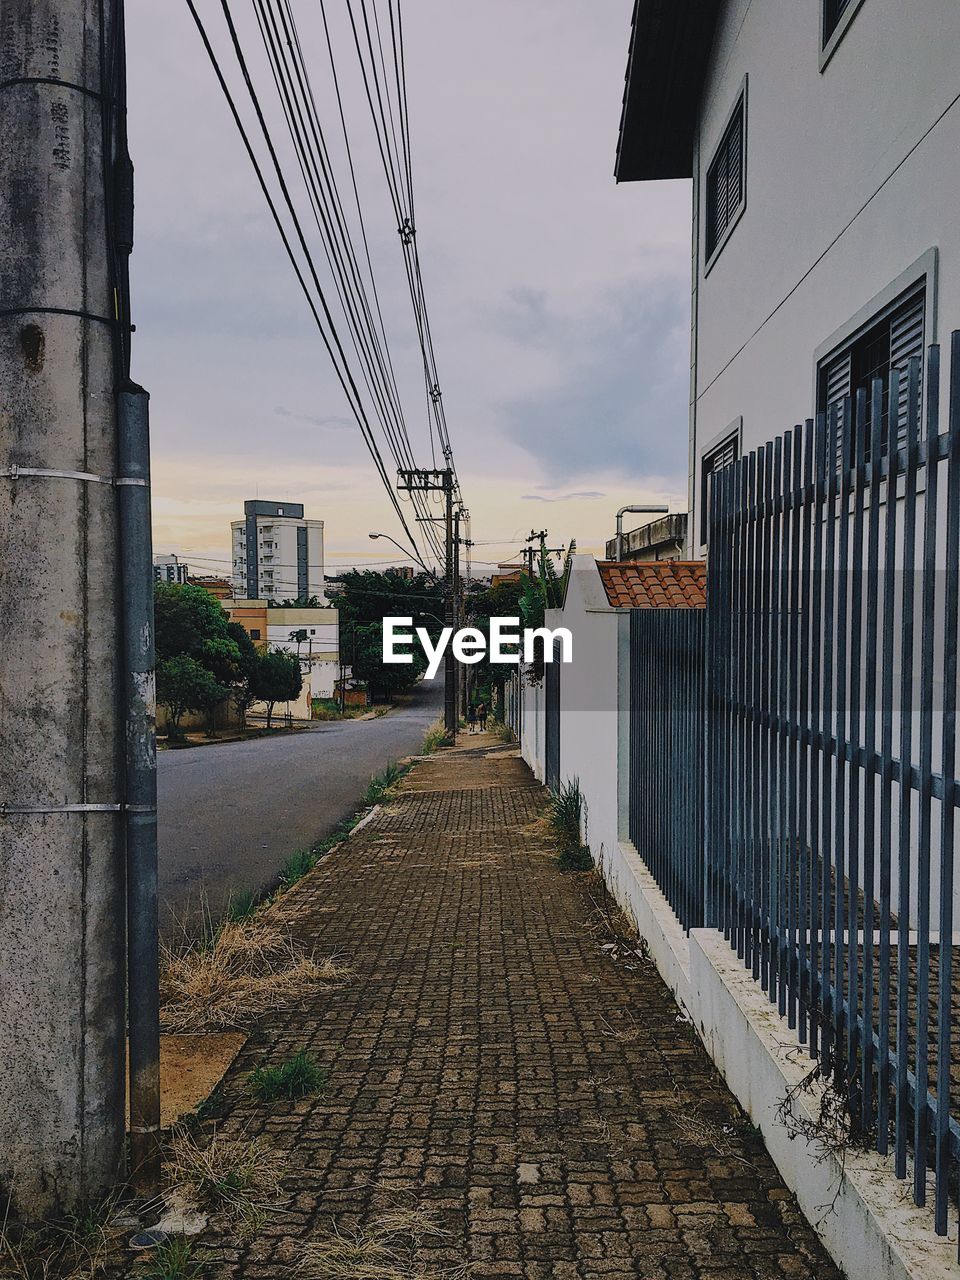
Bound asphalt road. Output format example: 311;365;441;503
157;676;443;926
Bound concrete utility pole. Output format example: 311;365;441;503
0;0;128;1216
397;469;458;738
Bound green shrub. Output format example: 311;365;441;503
422;719;450;755
135;1236;203;1280
549;778;594;872
225;887;259;924
248;1050;328;1103
363;760;407;805
278;848;318;890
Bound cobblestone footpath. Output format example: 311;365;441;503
180;736;843;1280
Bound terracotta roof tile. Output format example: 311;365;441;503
597;560;707;610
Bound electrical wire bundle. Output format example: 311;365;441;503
183;0;464;571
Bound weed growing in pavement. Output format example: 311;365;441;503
421;719;450;755
133;1236;203;1280
166;1128;286;1242
224;887;259;924
549;779;594;873
0;1193;127;1279
294;1204;459;1280
248;1051;328;1103
279;847;318;890
487;718;515;744
364;760;408;805
160;919;349;1033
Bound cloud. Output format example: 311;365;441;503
124;0;692;560
274;407;354;430
522;491;606;502
496;282;690;486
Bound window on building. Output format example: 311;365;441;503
705;92;745;266
823;0;854;43
700;433;739;547
817;284;925;455
250;629;261;640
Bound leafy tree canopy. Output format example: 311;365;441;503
155;582;234;665
156;655;230;736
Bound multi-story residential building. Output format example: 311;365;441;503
153;553;189;585
616;0;960;553
230;500;324;602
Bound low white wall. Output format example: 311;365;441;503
599;838;957;1280
553;604;620;866
520;679;544;782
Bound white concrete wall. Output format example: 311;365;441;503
516;559;623;868
690;0;960;543
520;678;544;783
549;561;622;866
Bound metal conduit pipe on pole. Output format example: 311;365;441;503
118;385;160;1192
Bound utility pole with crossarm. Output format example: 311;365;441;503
397;469;459;738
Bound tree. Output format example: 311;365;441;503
156;655;229;739
464;576;525;712
350;621;428;701
252;649;303;729
154;582;243;734
326;569;445;701
227;621;262;726
155;582;234;662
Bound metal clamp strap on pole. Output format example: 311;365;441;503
0;76;107;103
0;803;122;817
0;465;147;486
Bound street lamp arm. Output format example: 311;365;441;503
368;532;431;575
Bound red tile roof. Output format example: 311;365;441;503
597;560;707;610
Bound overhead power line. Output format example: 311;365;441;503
182;0;464;570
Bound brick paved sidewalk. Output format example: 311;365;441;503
184;736;843;1280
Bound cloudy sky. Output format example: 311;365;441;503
126;0;691;576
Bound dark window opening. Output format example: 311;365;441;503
823;0;854;47
818;285;925;459
701;434;739;547
705;96;745;264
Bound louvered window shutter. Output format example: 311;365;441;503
706;97;744;261
889;291;925;443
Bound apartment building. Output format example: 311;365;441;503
230;500;324;602
616;0;960;552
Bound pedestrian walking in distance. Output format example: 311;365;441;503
477;701;487;732
467;703;477;733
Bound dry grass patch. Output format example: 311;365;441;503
294;1206;462;1280
165;1127;286;1241
160;919;349;1033
0;1198;127;1280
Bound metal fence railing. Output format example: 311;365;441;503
629;607;705;930
705;333;960;1245
545;647;561;792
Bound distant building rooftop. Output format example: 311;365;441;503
597;560;707;609
605;512;688;562
243;499;306;519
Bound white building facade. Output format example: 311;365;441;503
231;500;324;602
153;553;189;585
616;0;960;553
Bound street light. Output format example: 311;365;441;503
368;531;429;574
615;505;670;562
